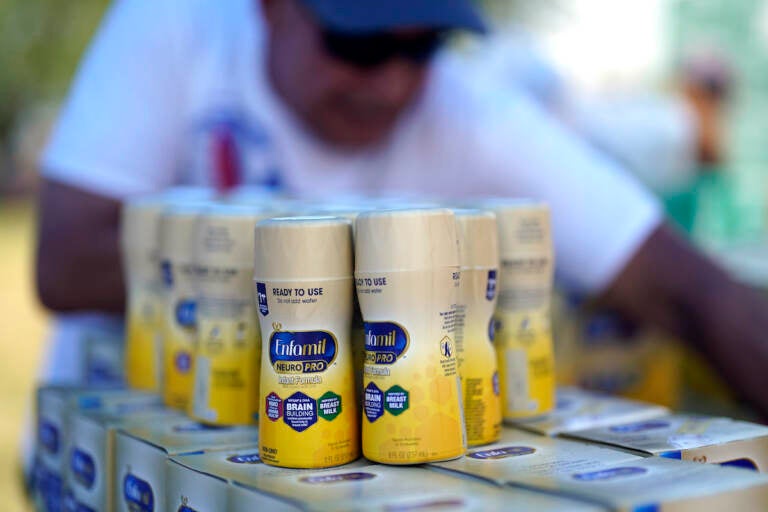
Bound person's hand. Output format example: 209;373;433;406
601;224;768;420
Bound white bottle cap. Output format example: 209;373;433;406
310;203;379;241
194;204;273;268
453;209;499;270
481;200;553;260
254;216;353;281
355;208;459;272
159;202;214;264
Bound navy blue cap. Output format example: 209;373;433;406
300;0;487;34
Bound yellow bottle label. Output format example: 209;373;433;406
496;309;556;419
191;299;260;425
162;261;198;410
357;270;466;464
257;278;359;469
125;286;163;391
350;323;365;407
456;268;501;446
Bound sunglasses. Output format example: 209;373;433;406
321;30;446;69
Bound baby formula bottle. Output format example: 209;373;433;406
121;197;166;392
355;208;466;464
486;200;556;420
160;202;211;410
123;188;215;393
190;204;271;425
254;217;359;468
454;209;502;446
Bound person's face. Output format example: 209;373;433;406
261;0;436;148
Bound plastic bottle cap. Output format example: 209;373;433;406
254;216;353;281
453;209;499;270
355;208;460;272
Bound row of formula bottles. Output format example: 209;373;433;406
121;188;556;468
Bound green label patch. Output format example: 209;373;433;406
317;391;342;421
384;385;409;416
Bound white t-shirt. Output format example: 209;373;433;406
43;0;661;295
455;33;698;195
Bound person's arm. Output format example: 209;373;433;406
34;0;192;313
36;179;125;313
600;224;768;418
442;79;768;416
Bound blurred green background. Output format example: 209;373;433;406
0;2;109;510
0;0;109;194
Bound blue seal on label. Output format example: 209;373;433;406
488;316;496;343
283;391;317;433
492;371;500;397
265;392;283;421
572;466;647;481
123;473;154;511
609;420;670;434
364;322;409;365
175;300;197;328
486;269;497;301
174;351;192;373
364;382;385;423
300;472;377;484
269;330;337;374
256;282;269;316
70;448;96;490
468;446;536;460
38;420;59;455
227;453;262;464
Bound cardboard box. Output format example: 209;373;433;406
34;386;161;510
166;447;369;510
511;456;768;511
68;407;181;511
166;457;230;511
227;483;305;511
513;387;669;436
229;463;607;511
566;414;768;472
429;427;641;486
113;418;258;512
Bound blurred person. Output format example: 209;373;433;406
36;0;768;427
